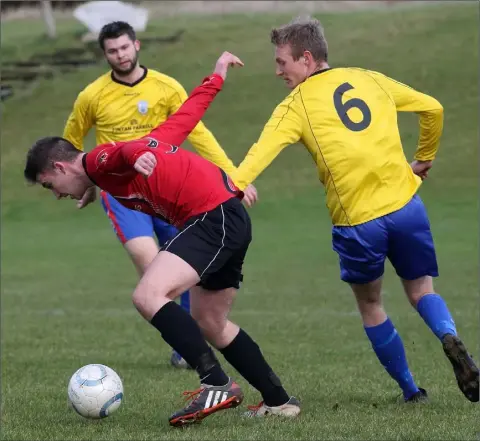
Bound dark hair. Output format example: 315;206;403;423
24;137;81;183
271;15;328;62
98;21;136;51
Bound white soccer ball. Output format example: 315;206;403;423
67;364;124;419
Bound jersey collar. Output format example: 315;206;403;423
309;67;332;78
82;153;99;186
110;65;148;87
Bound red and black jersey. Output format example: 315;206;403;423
82;74;242;227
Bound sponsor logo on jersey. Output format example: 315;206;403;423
112;123;154;134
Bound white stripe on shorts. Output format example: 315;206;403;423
163;212;208;252
200;204;226;277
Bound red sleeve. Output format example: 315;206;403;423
120;140;151;166
85;143;130;175
146;73;224;146
85;141;154;181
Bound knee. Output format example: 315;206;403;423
355;293;382;312
193;311;226;340
350;280;383;309
131;283;170;319
402;276;434;307
360;294;381;305
132;286;148;315
409;291;430;308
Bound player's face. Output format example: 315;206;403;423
103;34;140;76
274;44;309;89
38;165;87;201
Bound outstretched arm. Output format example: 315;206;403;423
148;51;244;148
165;77;237;175
231;93;303;190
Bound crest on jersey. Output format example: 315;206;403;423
137;100;148;115
146;137;158;148
95;149;109;166
165;145;179;154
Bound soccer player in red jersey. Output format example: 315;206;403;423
24;52;299;426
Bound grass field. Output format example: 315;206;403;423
1;3;478;440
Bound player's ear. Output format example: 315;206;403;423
303;51;313;66
134;39;140;52
53;161;67;174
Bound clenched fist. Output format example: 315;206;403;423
134;152;157;177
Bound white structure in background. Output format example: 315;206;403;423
73;1;149;41
41;1;56;38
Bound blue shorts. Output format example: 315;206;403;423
332;194;439;284
100;191;178;245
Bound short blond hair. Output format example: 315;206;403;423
270;15;328;62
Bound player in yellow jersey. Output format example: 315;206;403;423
63;21;257;370
232;16;478;407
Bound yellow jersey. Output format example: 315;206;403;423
63;66;236;175
232;68;444;226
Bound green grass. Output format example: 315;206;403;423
1;3;479;440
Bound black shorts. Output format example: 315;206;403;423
161;197;252;291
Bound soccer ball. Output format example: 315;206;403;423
67;364;124;419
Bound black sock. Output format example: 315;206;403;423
150;301;229;386
220;328;290;406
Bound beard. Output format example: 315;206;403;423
109;51;139;77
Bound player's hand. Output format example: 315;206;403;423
242;184;258;208
214;51;244;80
77;185;97;209
411;160;433;180
134;152;157;177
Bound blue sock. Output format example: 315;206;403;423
179;290;190;313
365;318;419;400
416;293;457;340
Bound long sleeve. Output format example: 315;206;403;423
148;74;224;149
231;92;303;190
368;71;444;161
63;89;95;151
120;141;151;167
85;143;131;178
166;78;237;175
